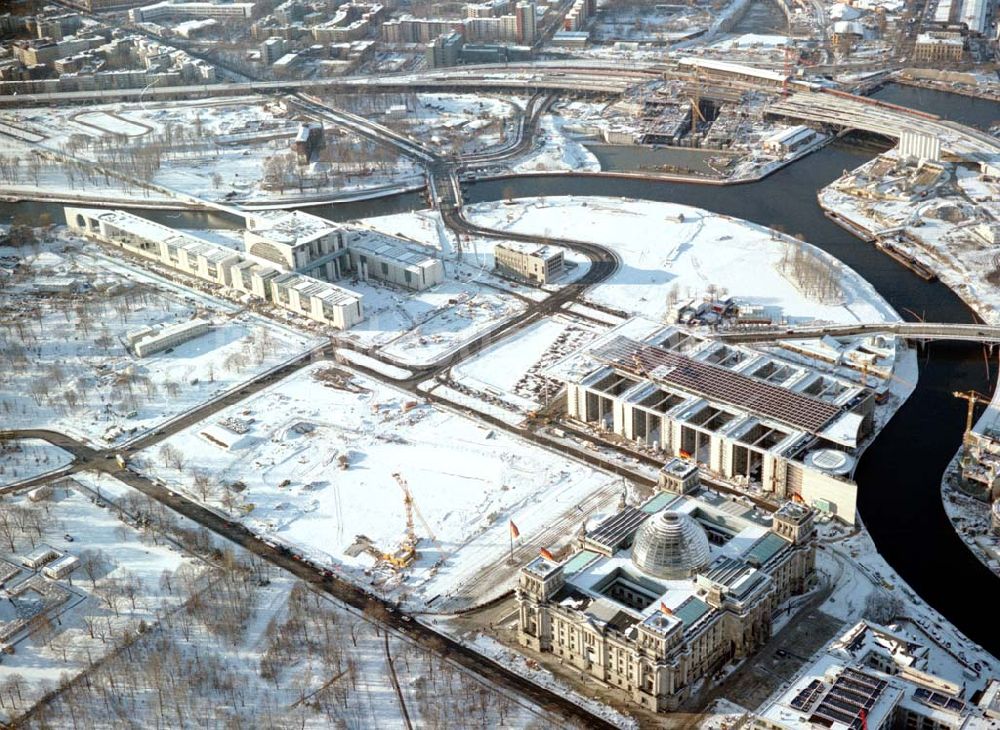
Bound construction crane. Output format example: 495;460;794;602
953;391;991;437
781;46;797;96
388;472;418;569
688;68;705;141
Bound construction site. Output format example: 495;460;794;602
132;362;620;610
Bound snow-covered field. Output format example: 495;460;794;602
355;207;593;288
0;97;423;205
942;468;1000;577
466;196;900;325
0;439;72;487
348;278;527;367
507;115;601;174
0;473;556;728
132;363;619;610
0;476;204;724
399;93;521;157
821;162;1000;324
0;233;320;446
334;208;592;367
30;566;557;729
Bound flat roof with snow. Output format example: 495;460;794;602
248;210;339;246
349;231;439;271
273;272;361;306
497;240;564;262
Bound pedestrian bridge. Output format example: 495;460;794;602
715;321;1000;344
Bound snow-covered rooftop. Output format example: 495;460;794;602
247;209;339;246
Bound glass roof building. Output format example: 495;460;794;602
631;511;711;580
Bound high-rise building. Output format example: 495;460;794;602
515;1;536;44
426;30;465;67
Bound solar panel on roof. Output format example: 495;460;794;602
590;336;843;433
588;507;648;551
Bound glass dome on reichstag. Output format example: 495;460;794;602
631;510;711;580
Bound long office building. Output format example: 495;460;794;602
548;319;875;523
128;0;257;23
66;206;242;286
518;462;816;712
64;207;364;330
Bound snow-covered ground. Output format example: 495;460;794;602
336;208;592;367
131;363;620;611
0;476;205;725
450;314;606;413
0;474;557;728
356;206;593;287
0;97;423;205
350;279;527;367
942;455;1000;577
507;115;601;174
820;157;1000;324
0;231;321;446
814;520;996;692
590;3;710;44
395;93;522;157
466;196;900;325
0;439;73;487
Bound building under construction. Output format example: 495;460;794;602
549;320;875;523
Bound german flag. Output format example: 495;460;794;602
540;547;555;561
660;601;672;615
510;521;520;539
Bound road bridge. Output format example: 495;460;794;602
715;321;1000;344
766;90;1000;162
0;63;656;108
289;94;438;163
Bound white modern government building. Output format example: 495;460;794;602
64;206;446;331
518;459;817;712
548;319;875;524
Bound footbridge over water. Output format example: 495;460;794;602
716;321;1000;344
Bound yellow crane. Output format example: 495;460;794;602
391;472;448;566
387;472;418;569
953;390;991;436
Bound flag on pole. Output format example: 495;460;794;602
859;709;867;730
510;521;520;539
540;547;555;561
660;601;672;615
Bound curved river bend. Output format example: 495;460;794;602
2;85;998;655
